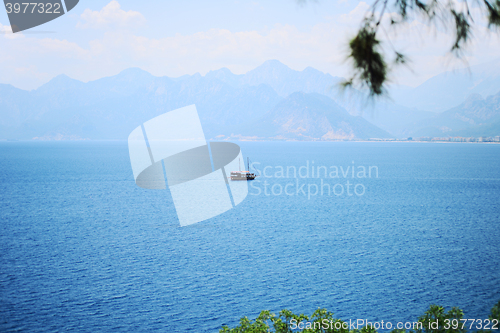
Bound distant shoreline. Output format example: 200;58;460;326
1;139;499;144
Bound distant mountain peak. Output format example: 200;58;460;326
242;60;337;97
46;74;79;84
119;67;151;74
259;59;291;69
35;74;83;92
190;72;202;79
52;73;72;80
206;67;233;76
116;67;154;79
247;60;294;78
302;66;320;73
465;93;484;102
204;67;243;86
230;91;391;140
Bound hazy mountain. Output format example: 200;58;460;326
205;67;243;87
241;60;450;137
404;91;500;137
451;119;500;138
207;60;345;97
1;59;498;141
206;60;418;130
239;60;344;98
0;84;33;130
360;102;435;137
0;61;391;141
1;68;282;140
228;92;392;140
390;60;500;112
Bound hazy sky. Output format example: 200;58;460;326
1;0;499;90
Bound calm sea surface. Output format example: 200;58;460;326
1;141;499;332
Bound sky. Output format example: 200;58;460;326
1;0;499;90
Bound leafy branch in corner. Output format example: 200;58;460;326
304;0;500;97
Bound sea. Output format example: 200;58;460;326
1;141;499;332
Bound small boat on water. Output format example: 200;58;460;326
230;157;257;181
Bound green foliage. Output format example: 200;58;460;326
220;310;273;333
342;19;387;97
220;300;499;333
414;304;465;333
450;10;471;56
219;308;347;333
484;0;500;28
489;300;500;321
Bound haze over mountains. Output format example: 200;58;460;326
405;92;500;137
233;92;389;140
391;60;500;112
0;60;499;141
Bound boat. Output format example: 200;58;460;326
230;157;257;181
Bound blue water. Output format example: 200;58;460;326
1;141;499;332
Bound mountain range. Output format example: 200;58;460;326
230;92;390;140
403;92;500;137
0;60;499;141
391;60;500;113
